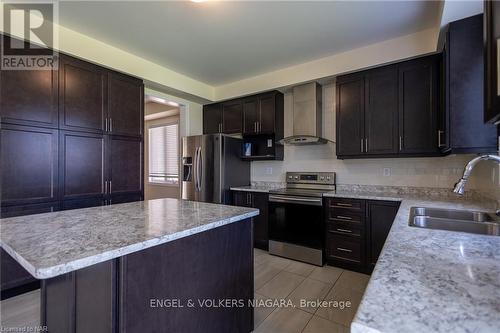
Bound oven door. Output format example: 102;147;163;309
268;195;323;249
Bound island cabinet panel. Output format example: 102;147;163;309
42;260;116;333
119;219;253;333
58;55;107;133
0;125;59;206
232;190;269;250
0;248;38;296
398;56;439;155
0;67;59;128
325;197;400;274
107;73;144;137
59;131;106;201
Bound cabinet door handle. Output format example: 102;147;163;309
336;215;352;220
365;138;368;153
105;180;108;194
109;180;112;194
361;139;364;153
336;247;353;253
105;118;108;132
109;118;113;132
218;123;222;133
336;228;353;233
438;130;444;148
399;136;403;151
258;122;261;133
335;203;352;207
254;122;257;133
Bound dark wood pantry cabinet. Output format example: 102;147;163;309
232;190;269;250
484;0;500;124
203;103;223;134
0;35;144;298
440;14;497;153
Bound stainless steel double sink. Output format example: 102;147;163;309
409;207;500;236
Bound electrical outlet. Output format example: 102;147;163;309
383;168;391;177
265;167;273;175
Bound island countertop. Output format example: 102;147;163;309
0;198;259;280
323;190;500;333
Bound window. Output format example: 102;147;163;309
148;123;179;184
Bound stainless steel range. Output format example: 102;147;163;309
268;172;336;266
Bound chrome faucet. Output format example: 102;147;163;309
453;154;500;195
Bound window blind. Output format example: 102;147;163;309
149;123;178;184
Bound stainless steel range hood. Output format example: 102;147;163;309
278;82;332;145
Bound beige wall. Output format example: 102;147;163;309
144;102;180;200
251;83;497;192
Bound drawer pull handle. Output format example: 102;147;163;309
337;247;353;253
335;203;352;207
336;215;352;220
336;228;352;233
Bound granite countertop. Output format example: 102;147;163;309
325;190;500;333
0;198;258;280
230;185;276;193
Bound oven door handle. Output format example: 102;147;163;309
268;195;322;206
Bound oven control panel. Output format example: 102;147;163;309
285;172;336;185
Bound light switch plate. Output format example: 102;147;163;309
267;139;273;148
383;168;391;177
265;167;273;175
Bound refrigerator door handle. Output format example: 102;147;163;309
194;147;199;191
198;147;203;192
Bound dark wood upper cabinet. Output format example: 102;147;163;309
442;14;497;153
484;0;500;124
108;73;144;137
203;103;223;134
1;125;59;206
259;93;277;134
243;98;259;135
222;100;243;134
367;200;399;270
108;136;143;195
0;68;58;128
398;56;440;155
59;55;106;133
364;65;399;155
336;74;365;156
59;131;106;200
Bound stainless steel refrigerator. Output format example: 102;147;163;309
181;134;250;204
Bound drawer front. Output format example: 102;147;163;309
326;221;362;237
327;198;365;212
326;209;364;226
326;234;362;263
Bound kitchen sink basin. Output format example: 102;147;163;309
409;207;500;236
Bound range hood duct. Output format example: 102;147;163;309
278;82;332;145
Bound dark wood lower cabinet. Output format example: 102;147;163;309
0;248;39;300
325;197;400;273
41;219;253;333
232;190;268;250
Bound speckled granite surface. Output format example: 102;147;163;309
0;199;258;279
326;189;500;333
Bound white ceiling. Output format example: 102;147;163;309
59;1;441;86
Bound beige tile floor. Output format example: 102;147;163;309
253;248;370;333
0;249;370;333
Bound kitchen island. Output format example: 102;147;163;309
0;198;259;333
